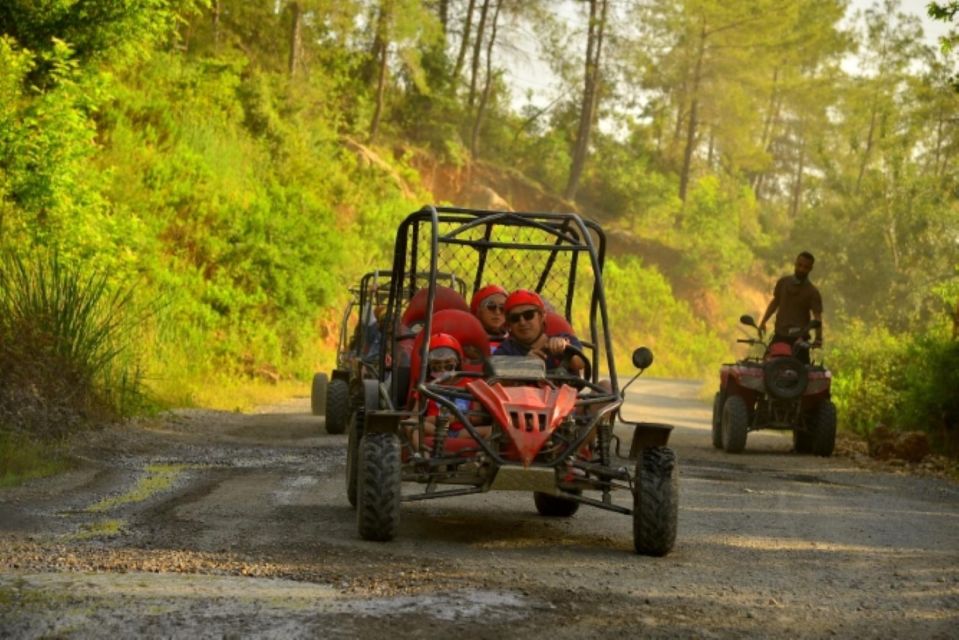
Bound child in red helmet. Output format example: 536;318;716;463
493;289;585;372
408;333;491;452
470;284;508;350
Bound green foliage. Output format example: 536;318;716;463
677;176;756;290
601;256;726;378
0;0;202;84
828;323;906;435
0;252;145;437
829;323;959;446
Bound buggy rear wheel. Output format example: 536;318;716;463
533;491;581;517
325;378;350;435
357;432;401;541
633;446;678;556
311;373;328;416
809;399;837;457
711;392;722;449
721;395;749;454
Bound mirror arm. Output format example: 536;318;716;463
619;368;645;398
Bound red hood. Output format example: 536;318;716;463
467;379;578;467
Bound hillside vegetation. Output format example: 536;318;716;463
0;1;957;457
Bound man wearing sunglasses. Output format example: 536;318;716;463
493;289;585;373
470;284;508;350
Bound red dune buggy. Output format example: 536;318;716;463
712;314;836;456
346;206;678;556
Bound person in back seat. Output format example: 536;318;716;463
494;290;585;373
470;284;508;350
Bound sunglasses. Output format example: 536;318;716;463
483;301;505;313
429;361;458;372
507;309;540;324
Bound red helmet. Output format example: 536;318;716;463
504;289;545;315
427;332;463;363
470;284;507;315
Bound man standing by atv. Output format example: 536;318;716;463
758;251;823;364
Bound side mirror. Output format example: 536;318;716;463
808;319;822;330
632;347;654;370
740;314;757;328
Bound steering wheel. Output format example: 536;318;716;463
550;343;592;383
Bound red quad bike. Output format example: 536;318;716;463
311;269;465;434
346;206;678;556
712;314;836;456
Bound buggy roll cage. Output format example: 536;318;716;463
347;268;467;376
377;205;620;409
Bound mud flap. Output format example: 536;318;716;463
627;422;674;460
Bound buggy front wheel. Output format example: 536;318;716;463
633;446;678;556
357;432;401;541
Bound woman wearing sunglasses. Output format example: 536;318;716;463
493;289;585;373
470;284;509;351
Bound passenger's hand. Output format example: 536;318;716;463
546;336;570;355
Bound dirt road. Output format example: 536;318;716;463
1;379;957;638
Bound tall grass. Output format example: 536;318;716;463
0;251;144;439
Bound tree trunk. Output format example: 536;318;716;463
678;20;706;203
789;133;806;218
439;0;449;36
288;1;303;77
750;67;781;194
369;6;390;142
453;0;477;82
564;0;608;201
935;103;945;179
471;0;501;158
707;127;715;169
855;97;878;194
212;0;221;52
468;0;491;109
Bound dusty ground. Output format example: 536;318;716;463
1;378;957;639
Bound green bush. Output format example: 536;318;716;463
601;256;726;378
0;252;145;438
829;322;959;447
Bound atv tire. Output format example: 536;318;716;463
534;491;581;517
346;411;363;508
311;373;328;416
633;446;678;556
325;378;350;435
721;395;749;454
357;431;401;541
809;399;837;457
711;392;723;449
